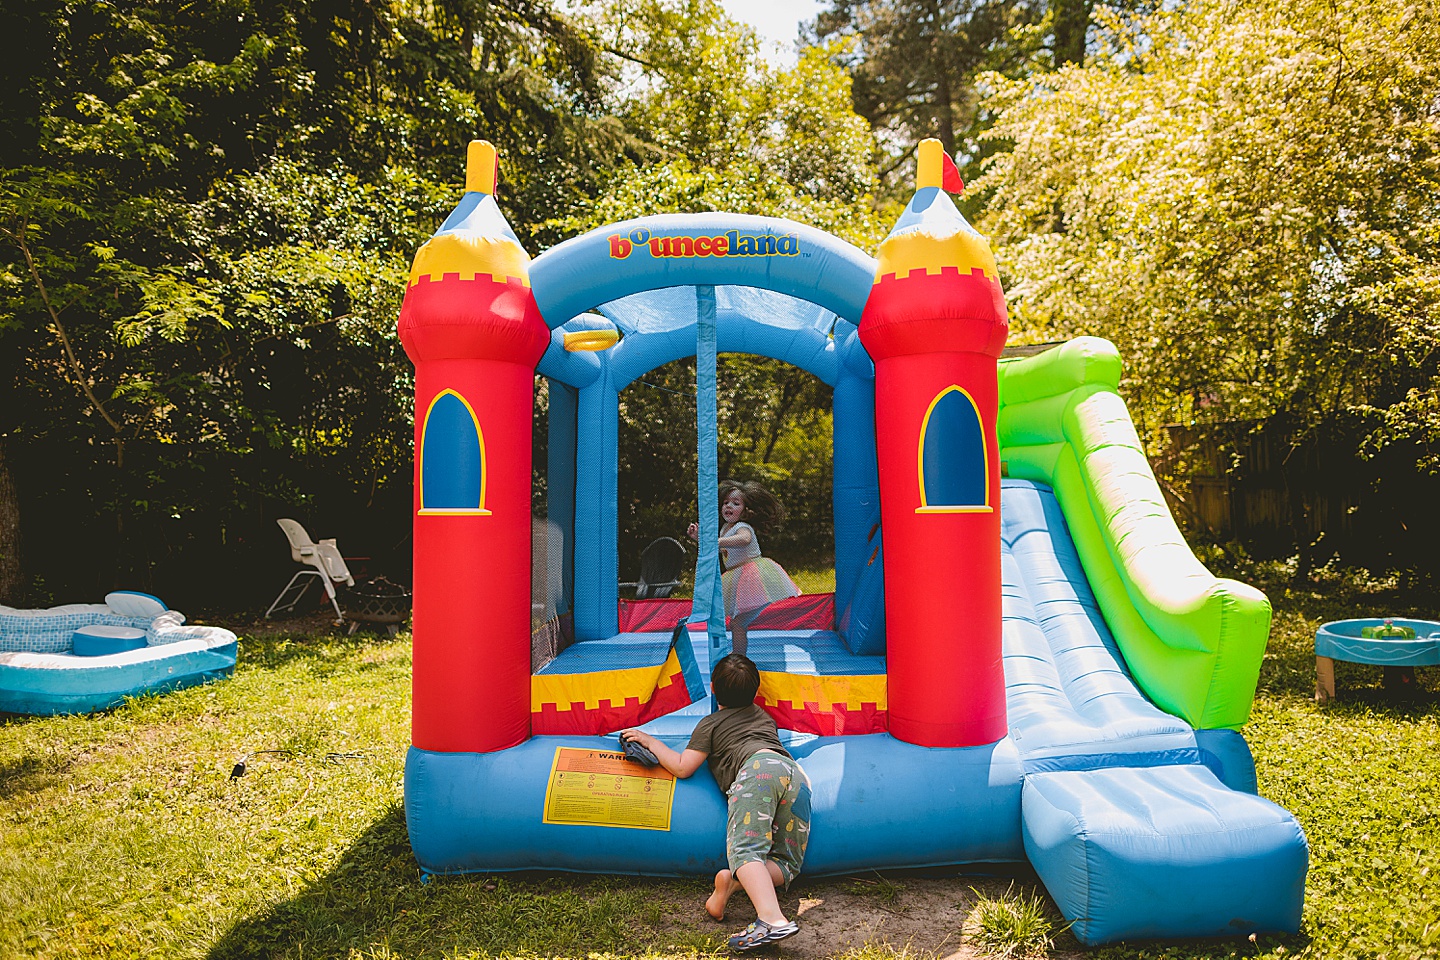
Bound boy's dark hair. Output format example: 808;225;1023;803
711;654;761;707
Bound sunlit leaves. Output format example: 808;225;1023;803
562;0;889;249
975;0;1440;467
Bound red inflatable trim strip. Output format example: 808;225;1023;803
759;698;888;737
616;593;836;634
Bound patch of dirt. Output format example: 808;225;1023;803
656;872;1085;959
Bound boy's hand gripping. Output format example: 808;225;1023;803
619;730;660;767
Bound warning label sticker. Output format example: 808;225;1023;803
542;747;677;831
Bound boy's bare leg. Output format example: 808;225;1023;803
706;868;740;919
734;860;788;926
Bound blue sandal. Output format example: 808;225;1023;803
728;919;799;952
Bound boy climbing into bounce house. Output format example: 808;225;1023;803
622;654;812;952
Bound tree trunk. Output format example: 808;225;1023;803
1280;436;1315;584
928;0;957;146
1053;0;1094;66
0;434;21;603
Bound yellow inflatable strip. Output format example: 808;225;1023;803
563;329;620;352
466;140;498;195
758;671;887;711
532;649;683;713
408;233;532;287
916;138;947;190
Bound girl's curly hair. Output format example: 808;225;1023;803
718;479;786;534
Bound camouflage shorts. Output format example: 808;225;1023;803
725;751;812;886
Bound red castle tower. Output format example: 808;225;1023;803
859;139;1010;748
398;141;551;754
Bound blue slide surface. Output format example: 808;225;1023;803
999;479;1307;944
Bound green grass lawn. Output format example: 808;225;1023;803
2;564;1438;959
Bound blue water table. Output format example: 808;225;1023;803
1314;618;1440;700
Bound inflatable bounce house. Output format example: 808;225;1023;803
398;140;1309;945
0;591;237;715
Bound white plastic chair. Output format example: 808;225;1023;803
265;519;355;623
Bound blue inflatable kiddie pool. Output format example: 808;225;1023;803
0;591;238;715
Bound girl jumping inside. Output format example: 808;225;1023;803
687;479;801;656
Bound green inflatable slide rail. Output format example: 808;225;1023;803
997;337;1271;730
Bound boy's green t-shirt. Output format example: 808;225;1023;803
686;702;790;792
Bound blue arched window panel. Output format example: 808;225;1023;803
916;386;991;514
419;390;490;515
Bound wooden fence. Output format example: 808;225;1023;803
1158;419;1439;574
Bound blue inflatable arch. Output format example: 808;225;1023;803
528;214;883;643
529;213;876;328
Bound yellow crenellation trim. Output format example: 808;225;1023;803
531;649;683;712
874;231;998;284
408;233;532;288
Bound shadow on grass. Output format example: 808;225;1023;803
1091;929;1312;960
207;804;713;960
0;750;73;799
1318;686;1440;718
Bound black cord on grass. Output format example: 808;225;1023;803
229;749;365;779
324;751;364;764
230;749;292;779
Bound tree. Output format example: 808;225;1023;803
810;0;1065;197
808;0;1154;197
0;0;634;604
974;0;1440;568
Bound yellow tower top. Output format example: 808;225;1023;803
915;139;945;190
466;140;498;195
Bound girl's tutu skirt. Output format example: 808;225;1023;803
722;557;801;620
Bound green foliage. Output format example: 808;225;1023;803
975;0;1440;470
0;0;892;606
565;0;891;247
0;0;636;604
810;0;1088;199
967;883;1063;958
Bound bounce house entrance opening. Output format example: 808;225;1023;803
531;375;575;674
527;280;890;738
612;357;834;578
